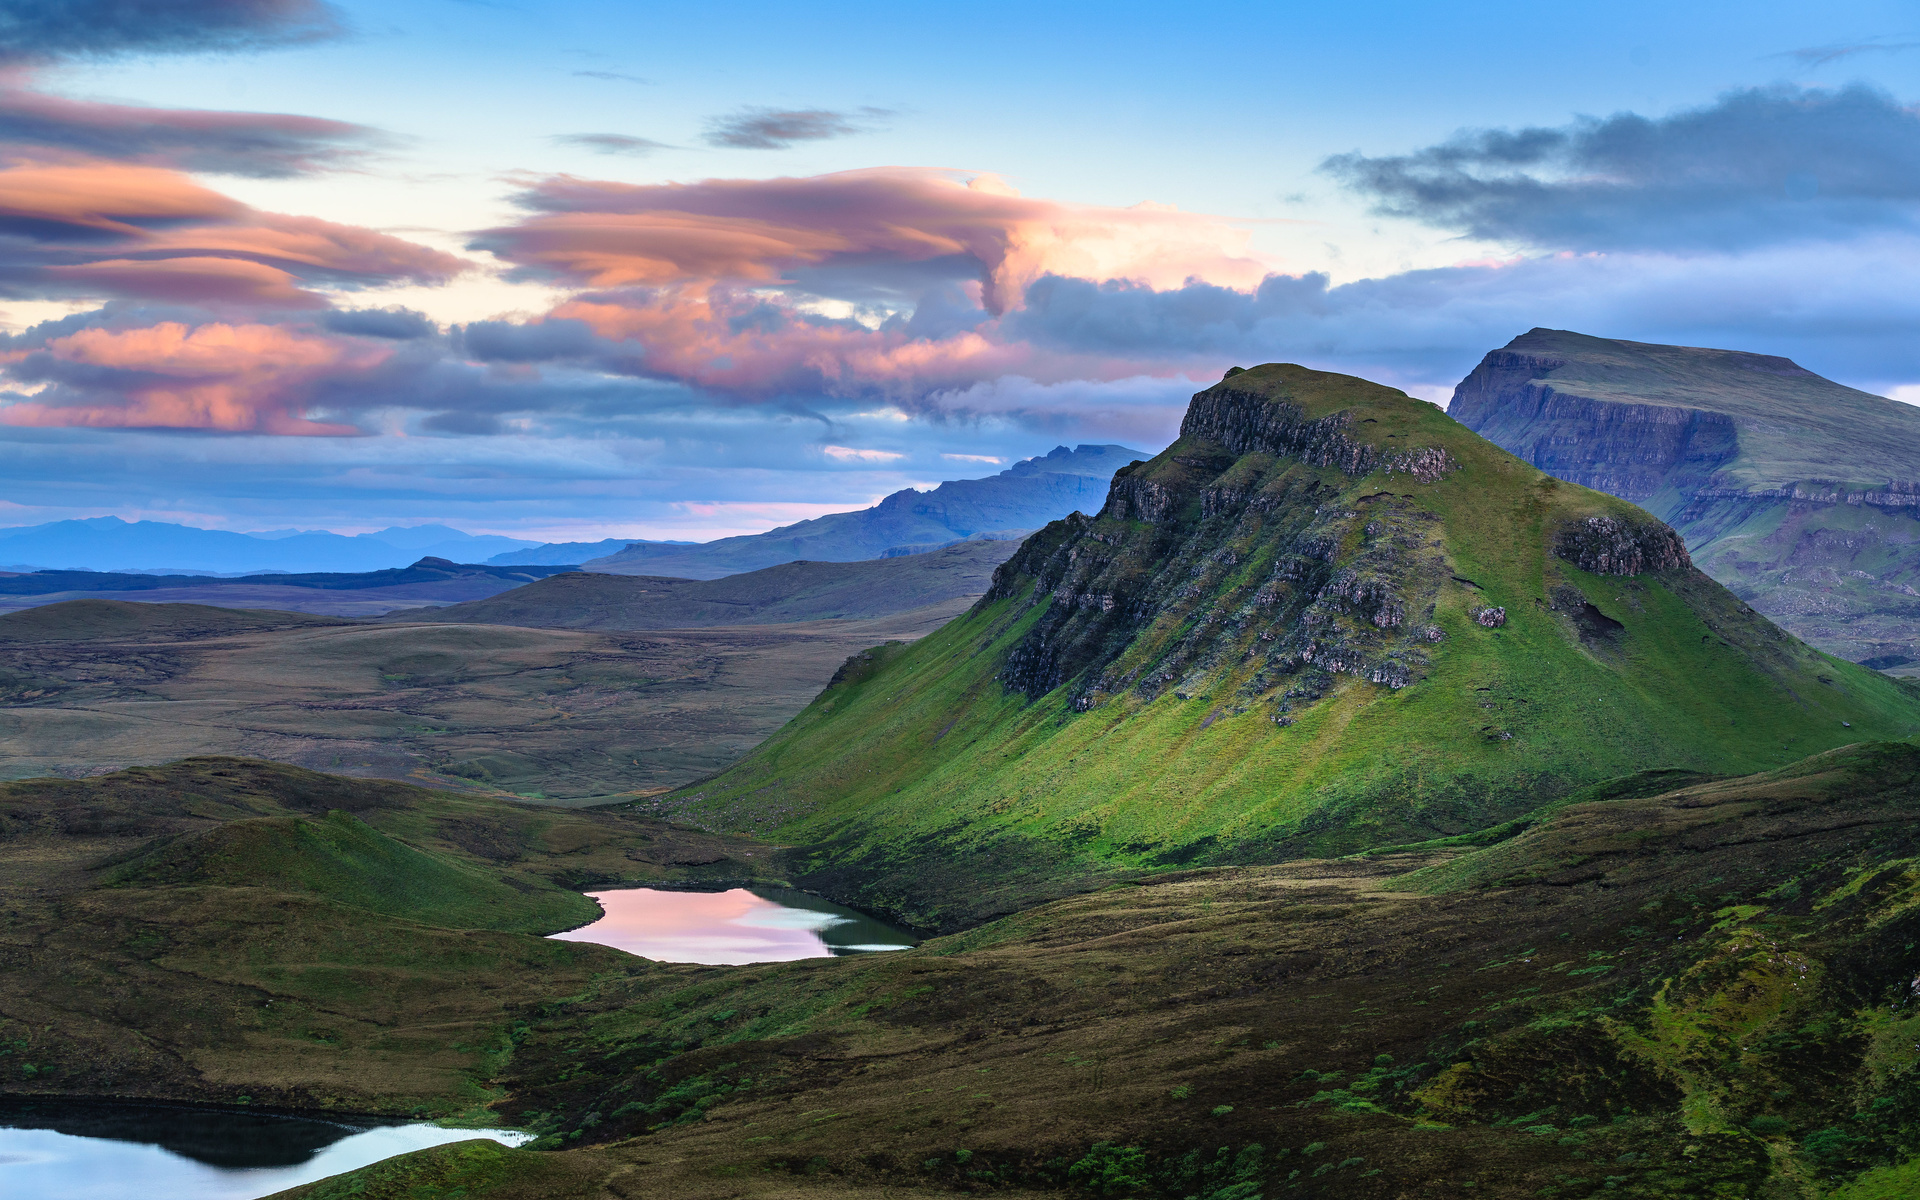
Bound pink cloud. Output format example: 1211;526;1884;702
1;321;389;434
0;152;464;305
482;167;1276;314
554;289;1192;403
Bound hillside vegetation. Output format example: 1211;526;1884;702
277;742;1920;1200
1450;328;1920;667
654;364;1920;928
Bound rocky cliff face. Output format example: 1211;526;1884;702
1452;329;1920;669
1450;349;1739;506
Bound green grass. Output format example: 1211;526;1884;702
105;809;596;933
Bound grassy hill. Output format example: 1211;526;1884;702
583;444;1140;579
0;757;771;1114
648;363;1920;928
408;540;1018;630
1450;328;1920;667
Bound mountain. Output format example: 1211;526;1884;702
0;558;576;617
410;539;1019;630
487;537;696;566
579;443;1144;580
645;363;1920;928
1448;328;1920;669
0;517;541;574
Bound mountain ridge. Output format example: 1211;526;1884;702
579;443;1144;580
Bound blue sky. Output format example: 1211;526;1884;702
2;0;1917;539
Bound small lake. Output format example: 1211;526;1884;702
0;1099;530;1200
549;885;918;964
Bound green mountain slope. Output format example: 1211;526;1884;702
400;539;1018;630
1450;328;1920;668
654;363;1920;928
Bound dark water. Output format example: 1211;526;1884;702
0;1098;529;1199
550;885;918;964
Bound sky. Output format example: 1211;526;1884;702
2;0;1919;541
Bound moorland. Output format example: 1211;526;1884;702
3;359;1920;1200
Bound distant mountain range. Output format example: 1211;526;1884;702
561;444;1146;580
0;518;541;575
0;558;576;618
1450;328;1920;669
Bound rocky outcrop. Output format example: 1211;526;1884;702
983;384;1461;711
1555;516;1692;577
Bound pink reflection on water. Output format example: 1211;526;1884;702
551;888;852;965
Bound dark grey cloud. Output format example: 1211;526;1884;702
0;86;380;176
1325;85;1920;253
322;307;436;340
702;106;890;150
0;0;341;63
550;132;671;156
458;317;605;363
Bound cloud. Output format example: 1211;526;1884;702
1781;39;1920;67
0;81;381;175
0;154;464;305
941;452;1001;463
1;320;386;434
551;133;672;156
322;306;436;339
702;106;891;150
571;70;649;84
1325;85;1920;253
478;166;1272;314
821;444;903;461
0;0;342;63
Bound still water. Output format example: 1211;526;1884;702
0;1099;530;1200
550;885;918;964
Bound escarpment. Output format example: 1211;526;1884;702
1453;328;1920;666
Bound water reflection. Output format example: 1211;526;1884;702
0;1099;529;1200
549;885;918;964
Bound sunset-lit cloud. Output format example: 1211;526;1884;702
478;167;1275;314
2;320;386;434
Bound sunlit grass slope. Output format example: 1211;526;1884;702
665;365;1920;927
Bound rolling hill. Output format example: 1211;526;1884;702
576;443;1143;579
647;363;1920;928
1449;328;1920;669
411;539;1019;630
